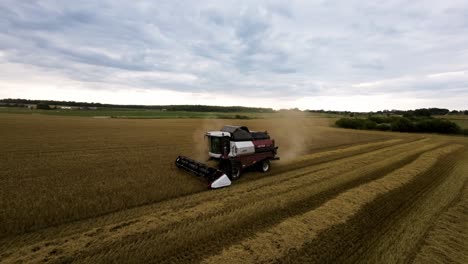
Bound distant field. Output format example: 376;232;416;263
0;107;271;119
0;107;343;121
435;114;468;129
0;113;467;263
0;107;258;119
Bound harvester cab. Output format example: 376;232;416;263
206;131;231;158
176;125;279;189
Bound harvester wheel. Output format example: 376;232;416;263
231;165;241;180
260;160;270;172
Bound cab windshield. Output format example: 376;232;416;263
209;137;221;154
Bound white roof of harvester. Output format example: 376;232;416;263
206;131;231;137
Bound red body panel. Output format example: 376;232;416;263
232;151;276;168
252;139;274;149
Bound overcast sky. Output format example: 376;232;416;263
0;1;467;111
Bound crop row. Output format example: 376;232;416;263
203;144;463;263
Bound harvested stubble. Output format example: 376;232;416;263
278;144;467;264
202;144;463;263
355;148;468;264
412;160;468;264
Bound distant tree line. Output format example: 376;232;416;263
36;103;52;110
0;98;275;113
335;109;467;135
307;109;353;115
373;108;468;116
309;108;468;116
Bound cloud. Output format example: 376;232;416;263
0;0;467;110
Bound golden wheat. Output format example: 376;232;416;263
0;113;466;264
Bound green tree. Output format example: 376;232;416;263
391;117;414;132
36;103;51;110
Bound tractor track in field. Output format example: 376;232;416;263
276;146;466;264
0;139;464;264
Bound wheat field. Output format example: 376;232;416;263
0;113;467;263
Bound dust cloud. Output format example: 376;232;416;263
190;112;322;164
265;111;315;163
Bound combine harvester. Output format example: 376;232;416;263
176;125;279;188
